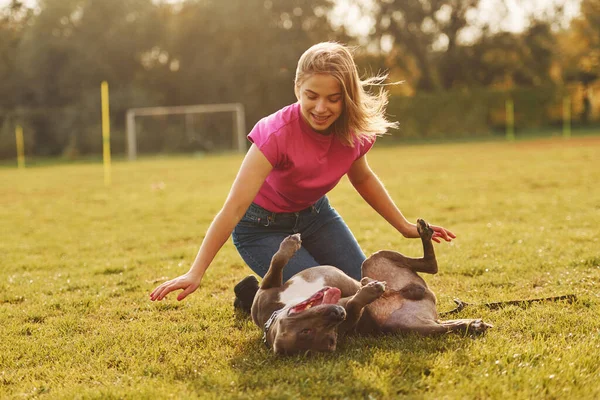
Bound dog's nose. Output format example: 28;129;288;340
326;306;346;321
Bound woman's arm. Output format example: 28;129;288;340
150;144;273;301
347;155;455;243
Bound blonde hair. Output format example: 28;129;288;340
294;42;398;147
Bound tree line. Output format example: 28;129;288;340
0;0;598;158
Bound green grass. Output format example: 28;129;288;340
1;136;600;399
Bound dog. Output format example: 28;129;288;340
251;219;492;354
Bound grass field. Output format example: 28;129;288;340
1;136;600;399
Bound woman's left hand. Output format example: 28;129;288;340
429;224;456;243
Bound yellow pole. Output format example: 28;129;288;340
101;81;111;186
506;99;515;141
15;125;25;169
563;96;571;139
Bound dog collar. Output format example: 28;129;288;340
263;308;286;348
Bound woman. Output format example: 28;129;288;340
150;42;455;309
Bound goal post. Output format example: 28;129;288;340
125;103;246;160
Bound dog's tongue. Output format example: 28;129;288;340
322;287;341;304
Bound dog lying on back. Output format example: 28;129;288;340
250;219;492;354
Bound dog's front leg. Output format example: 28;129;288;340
338;279;385;334
260;234;301;290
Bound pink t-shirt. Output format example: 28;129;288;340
248;102;375;213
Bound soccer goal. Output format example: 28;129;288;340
125;103;246;160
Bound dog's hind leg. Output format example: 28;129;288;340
362;219;438;281
413;218;438;274
436;318;493;334
382;311;492;335
260;234;302;290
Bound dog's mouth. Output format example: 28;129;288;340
288;287;341;315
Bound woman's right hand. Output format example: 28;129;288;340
149;272;201;302
149;145;272;303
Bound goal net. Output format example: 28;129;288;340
125;103;246;160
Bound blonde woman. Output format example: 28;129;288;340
150;42;455;311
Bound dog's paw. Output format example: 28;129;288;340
360;277;376;286
416;219;433;241
279;233;302;255
467;319;493;334
356;280;386;304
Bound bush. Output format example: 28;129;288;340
386;85;573;141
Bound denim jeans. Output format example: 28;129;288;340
231;196;365;281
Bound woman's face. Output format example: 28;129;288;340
296;73;343;134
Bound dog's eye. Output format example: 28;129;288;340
300;328;312;335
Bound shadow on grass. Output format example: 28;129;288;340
225;312;487;397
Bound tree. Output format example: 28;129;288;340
363;0;569;91
369;0;485;91
12;0;162;155
556;0;600;123
0;0;341;157
0;1;33;108
145;0;337;128
463;21;557;88
560;0;600;84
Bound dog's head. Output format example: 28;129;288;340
263;287;345;355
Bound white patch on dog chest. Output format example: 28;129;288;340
279;276;326;307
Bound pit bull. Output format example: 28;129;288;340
251;219;492;354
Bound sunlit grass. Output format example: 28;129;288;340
1;136;599;399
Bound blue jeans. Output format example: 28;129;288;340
231;196;365;281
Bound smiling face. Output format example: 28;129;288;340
269;304;346;355
265;287;346;355
295;73;344;134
